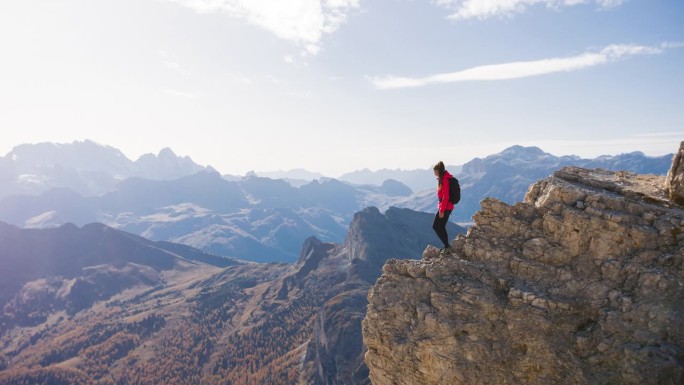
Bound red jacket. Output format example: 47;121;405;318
437;170;455;213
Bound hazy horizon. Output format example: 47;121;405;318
0;138;677;180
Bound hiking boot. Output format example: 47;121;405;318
439;247;452;255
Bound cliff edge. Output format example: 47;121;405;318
363;145;684;385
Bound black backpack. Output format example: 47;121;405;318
448;177;461;205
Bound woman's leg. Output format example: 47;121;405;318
432;210;452;248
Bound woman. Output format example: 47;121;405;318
432;161;454;254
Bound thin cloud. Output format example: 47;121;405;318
267;75;282;84
436;0;626;20
229;73;253;84
158;50;192;76
165;88;200;98
168;0;359;54
163;60;192;76
662;41;684;49
370;43;678;90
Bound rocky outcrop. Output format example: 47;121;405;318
300;207;467;385
363;165;684;385
667;141;684;205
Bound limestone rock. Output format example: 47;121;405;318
363;165;684;385
667;141;684;205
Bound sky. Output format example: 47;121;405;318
1;0;683;177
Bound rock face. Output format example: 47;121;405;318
300;207;466;385
363;165;684;385
667;141;684;205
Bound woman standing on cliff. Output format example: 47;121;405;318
433;161;455;255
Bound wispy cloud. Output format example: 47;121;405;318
168;0;359;54
165;88;200;98
370;43;679;90
435;0;625;20
158;50;193;76
163;60;192;76
229;73;253;85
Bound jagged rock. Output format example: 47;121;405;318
363;165;684;385
300;207;466;385
667;141;684;205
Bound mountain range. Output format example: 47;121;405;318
0;139;679;384
386;145;673;222
0;141;673;263
0;140;211;199
0;171;390;263
0;207;465;384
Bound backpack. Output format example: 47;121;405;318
448;177;461;205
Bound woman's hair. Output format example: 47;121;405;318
433;161;445;186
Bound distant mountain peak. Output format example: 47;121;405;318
158;147;177;157
256;168;325;181
136;147;189;162
7;140;128;166
293;236;332;277
498;145;547;159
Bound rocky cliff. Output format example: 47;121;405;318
300;207;466;385
363;146;684;385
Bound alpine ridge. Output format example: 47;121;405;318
0;140;210;198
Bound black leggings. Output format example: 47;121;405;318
432;210;452;248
